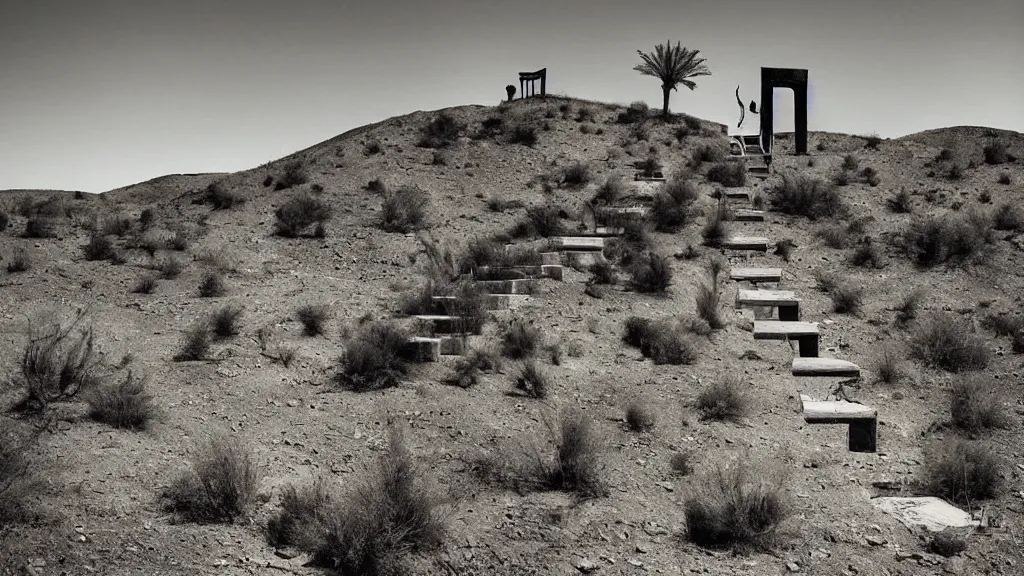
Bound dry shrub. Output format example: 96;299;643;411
513;361;549;398
629;252;673;293
670;451;693;476
928;532;968;557
875;349;903;383
296;303;330;336
887;188;913;213
701;203;729;248
561;162;592;187
15;309;102;412
417;113;464;149
274;160;309;190
949;375;1009;433
198;271;226;297
275;195;333;237
501;318;542;359
310;427;446;574
922;439;1002;505
592;176;626;205
174;321;210;361
7;247;31;273
132;275;158;294
588;260;616;285
338;322;414;391
163;433;261;523
902;211;994;267
447;347;500;388
769;173;846;220
909;314;989;372
691;144;725;168
849;238;884;268
695;258;725;329
831;282;863;315
267;477;336;550
706;161;746;187
0;427;40;524
684;459;791;551
696;374;748;422
381;186;430;233
23;217;56;238
86;370;156;430
992;203;1023;231
211;304;243;338
895;287;925;324
521;205;565;238
83;234;117;261
621;317;696;365
625;400;655;432
982;141;1009;165
205;181;244;210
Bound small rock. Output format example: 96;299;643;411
787;562;801;572
575;558;599;573
866;536;887;547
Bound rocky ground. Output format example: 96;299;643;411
1;97;1022;575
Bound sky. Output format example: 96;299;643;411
1;0;1021;193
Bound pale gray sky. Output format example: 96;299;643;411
1;0;1021;193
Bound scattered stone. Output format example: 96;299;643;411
866;536;887;546
575;558;599;573
786;562;801;572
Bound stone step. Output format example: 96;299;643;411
556;237;605;251
729;267;782;283
736;289;800;321
799;394;877;452
475;279;536;295
634;173;666;182
474;265;563;281
723;189;750;200
412;315;468;335
792;357;861;377
593;226;625;236
721;236;770;251
404;337;441;362
540;252;561;266
734;209;765;222
753;320;819;357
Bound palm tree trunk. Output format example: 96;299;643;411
661;86;671;118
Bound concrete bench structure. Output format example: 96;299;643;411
800;394;877;453
555;237;605;251
634;172;666;181
730;267;782;284
475;279;536;295
734;209;765;222
404;337;441;362
721;236;770;252
736;289;800;321
792;357;861;377
473;265;563;281
411;315;469;335
753;320;819;357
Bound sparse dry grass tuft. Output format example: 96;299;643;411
86;370;156;430
381;186;430;233
15;310;102;412
909;314;989;372
696;374;748;422
295;304;330;336
625;399;656;432
922;439;1002;505
275;195;333;237
949;375;1009;433
338;321;414;392
163;433;261;523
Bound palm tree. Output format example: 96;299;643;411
634;41;712;119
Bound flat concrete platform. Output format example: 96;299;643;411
721;236;770;251
792;357;861;377
730;267;782;283
723;190;750;200
753;321;818;339
736;289;798;307
556;237;605;251
873;497;979;532
475;279;536;295
734;209;765;222
800;395;876;422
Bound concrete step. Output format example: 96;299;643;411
485;294;530;310
412;315;469;335
476;279;536;295
733;209;765;222
753;320;819;357
474;265;563;281
556;237;605;251
634;173;666;182
792;357;861;377
723;189;750;200
721;236;770;251
736;289;799;320
799;394;877;452
405;337;441;362
729;267;782;283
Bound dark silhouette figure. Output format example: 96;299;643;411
506;84;516;102
736;85;759;128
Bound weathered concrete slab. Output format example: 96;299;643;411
475;279;535;295
556;237;605;251
800;394;876;422
730;267;782;283
404;337;441;362
439;335;468;356
564;251;604;268
593;226;625;236
540;252;561;266
723;190;750;200
634;172;666;182
474;265;563;281
412;315;466;334
722;236;770;251
736;289;798;307
754;320;818;338
873;497;979;532
734;209;765;222
792;357;861;377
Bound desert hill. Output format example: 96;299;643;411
1;96;1022;575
